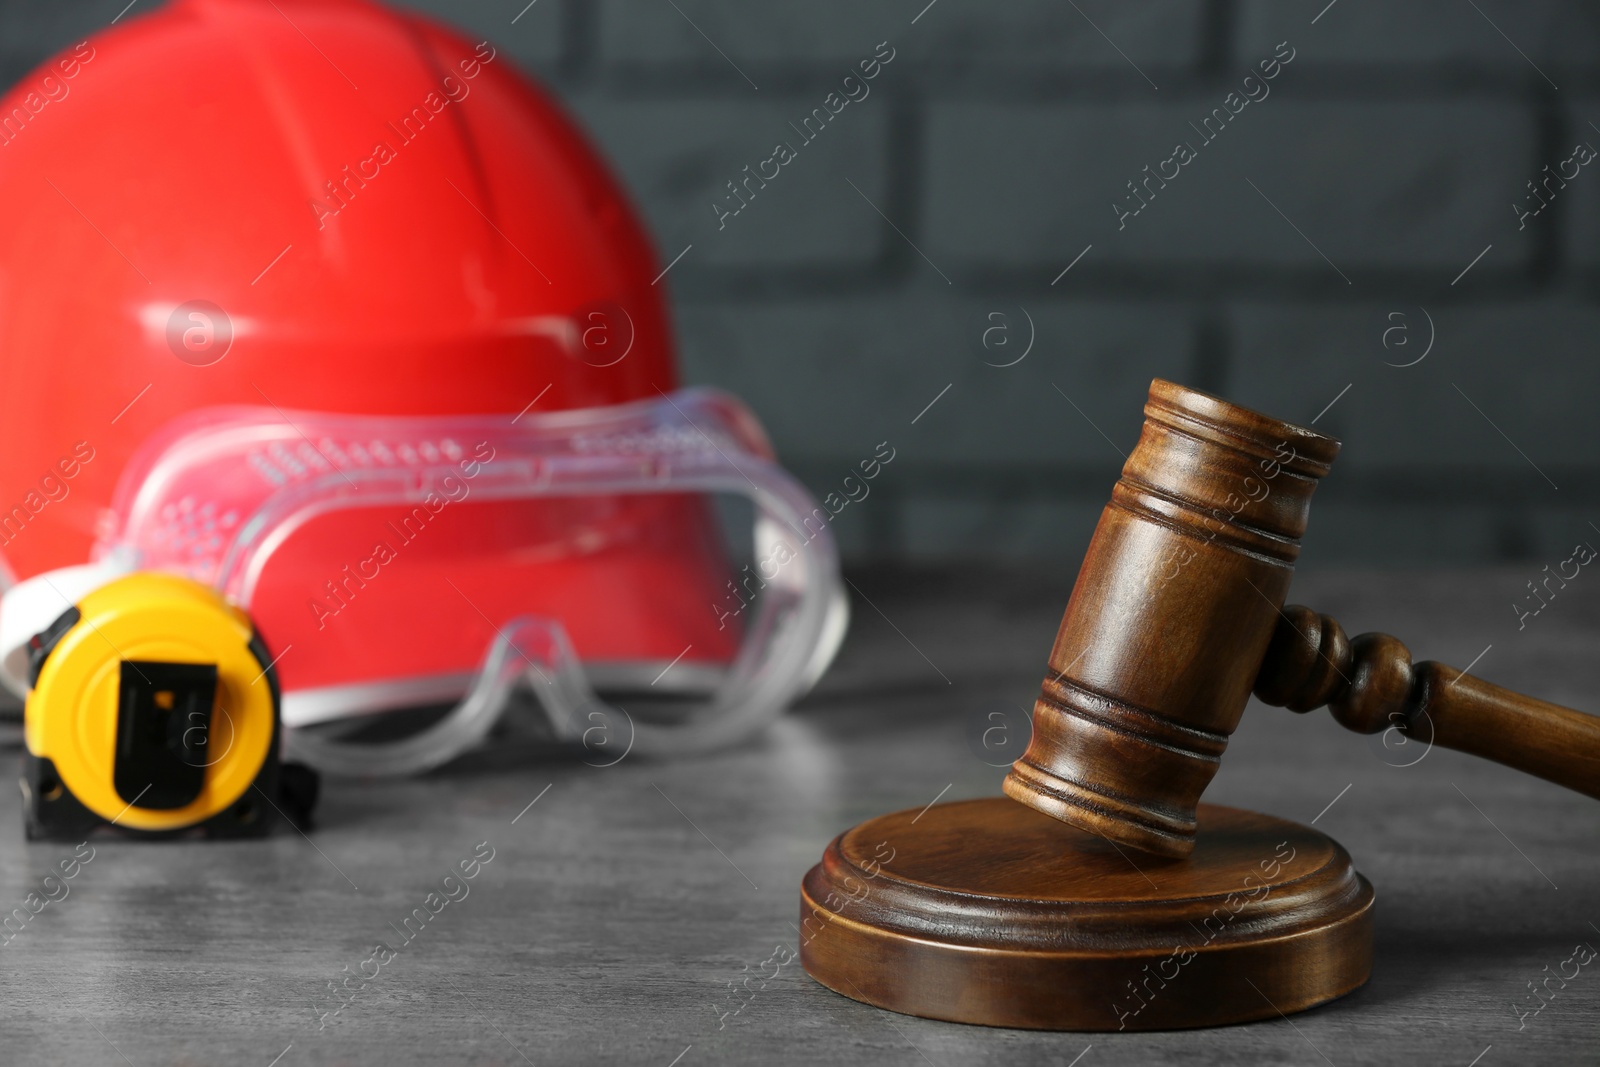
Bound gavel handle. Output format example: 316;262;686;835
1254;606;1600;800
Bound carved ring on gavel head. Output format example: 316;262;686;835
1004;378;1600;859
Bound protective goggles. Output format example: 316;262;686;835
0;388;847;777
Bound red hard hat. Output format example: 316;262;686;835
0;0;802;738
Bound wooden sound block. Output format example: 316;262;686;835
799;797;1373;1031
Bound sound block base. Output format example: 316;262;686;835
800;798;1373;1031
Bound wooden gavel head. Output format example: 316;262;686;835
1004;379;1342;858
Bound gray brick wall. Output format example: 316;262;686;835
10;0;1599;568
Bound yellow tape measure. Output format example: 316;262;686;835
21;573;315;839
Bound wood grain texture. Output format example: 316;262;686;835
0;567;1594;1065
799;798;1373;1030
1004;379;1341;858
1007;379;1600;862
1256;604;1600;800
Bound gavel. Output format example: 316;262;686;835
1004;378;1600;858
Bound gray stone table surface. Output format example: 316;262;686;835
0;566;1596;1066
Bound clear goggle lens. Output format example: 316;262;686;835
2;389;847;776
